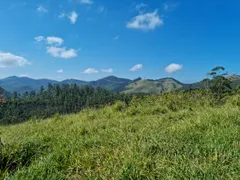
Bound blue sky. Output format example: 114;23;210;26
0;0;240;82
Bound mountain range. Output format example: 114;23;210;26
1;75;240;95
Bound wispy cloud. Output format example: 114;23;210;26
34;36;45;42
57;69;63;73
78;0;93;4
164;2;179;11
82;68;98;74
58;12;66;18
127;10;163;31
0;51;30;68
135;3;147;12
47;47;77;59
37;5;48;13
59;11;78;24
102;68;113;73
165;63;183;73
130;64;143;72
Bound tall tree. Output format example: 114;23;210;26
208;66;232;99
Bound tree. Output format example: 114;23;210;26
208;66;232;99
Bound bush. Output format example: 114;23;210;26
112;101;127;112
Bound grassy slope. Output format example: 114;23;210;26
124;78;183;94
0;94;240;179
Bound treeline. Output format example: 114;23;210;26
0;84;132;125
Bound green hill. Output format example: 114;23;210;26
123;78;183;94
60;79;88;86
89;76;132;91
0;76;58;93
0;92;239;179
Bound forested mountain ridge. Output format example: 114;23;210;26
1;74;240;94
0;76;58;94
0;76;129;93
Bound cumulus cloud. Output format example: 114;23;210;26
34;36;78;59
165;63;183;73
130;64;143;72
37;5;48;13
82;68;98;74
127;10;163;31
57;69;63;73
0;51;30;68
78;0;93;4
46;36;64;46
47;47;77;59
102;68;113;73
69;11;78;24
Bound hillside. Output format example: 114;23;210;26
0;76;58;93
1;74;240;94
0;93;239;179
228;74;240;88
59;79;88;86
123;78;183;94
89;76;131;91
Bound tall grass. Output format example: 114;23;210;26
0;92;240;179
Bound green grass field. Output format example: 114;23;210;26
1;92;240;179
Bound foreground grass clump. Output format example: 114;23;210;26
0;92;240;179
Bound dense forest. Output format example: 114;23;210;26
0;84;132;125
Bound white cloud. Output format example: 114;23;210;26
102;68;113;73
35;36;78;59
59;11;78;24
130;64;143;72
127;10;163;31
165;63;183;73
47;47;77;59
37;5;48;13
114;35;119;40
82;68;98;74
0;51;30;68
34;36;45;42
69;11;78;24
57;69;63;73
46;36;64;46
78;0;93;4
